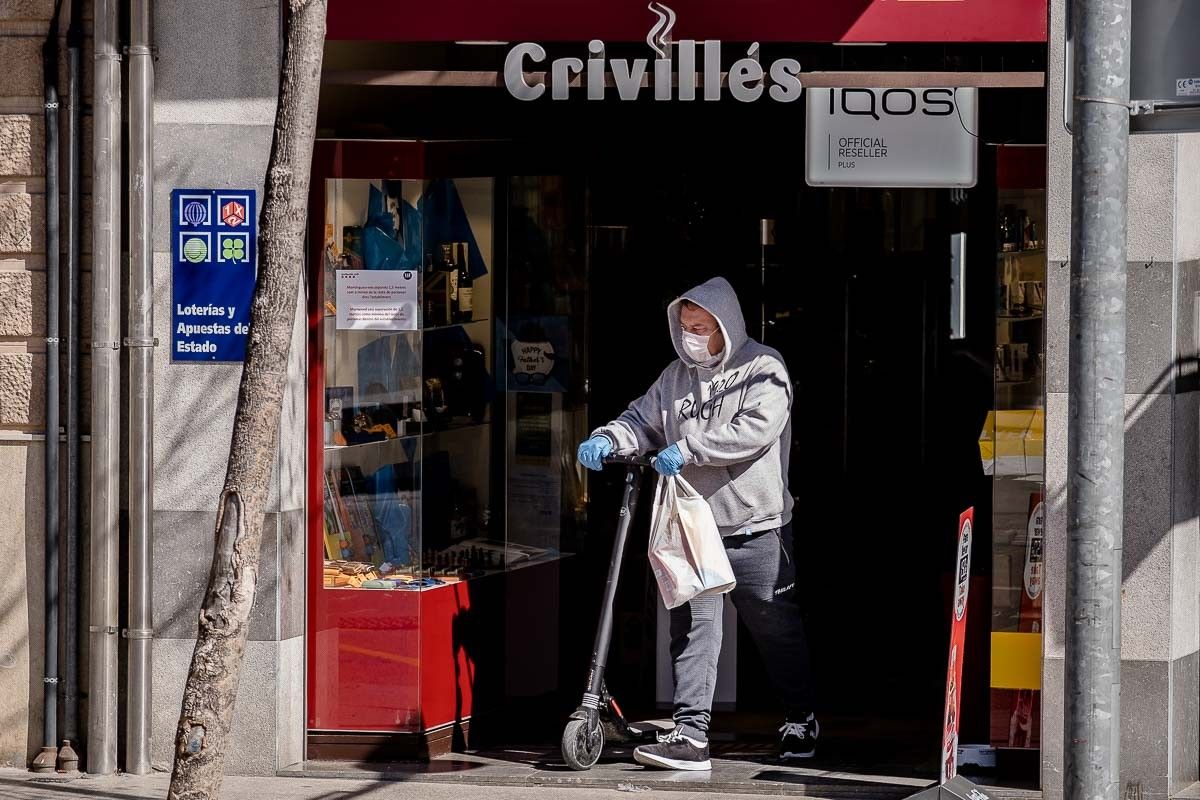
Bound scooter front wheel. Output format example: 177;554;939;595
561;717;604;770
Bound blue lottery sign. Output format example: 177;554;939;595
171;189;257;361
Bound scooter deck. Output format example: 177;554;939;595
625;720;673;738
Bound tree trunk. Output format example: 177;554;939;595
168;2;325;797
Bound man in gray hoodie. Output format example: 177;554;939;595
577;277;818;770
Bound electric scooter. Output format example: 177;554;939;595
561;453;660;770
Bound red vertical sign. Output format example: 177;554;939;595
941;508;974;784
1009;493;1044;747
1007;493;1045;747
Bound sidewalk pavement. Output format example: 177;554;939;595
0;769;811;800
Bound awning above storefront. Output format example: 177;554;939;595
326;0;1048;44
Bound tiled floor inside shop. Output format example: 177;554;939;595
286;715;1041;799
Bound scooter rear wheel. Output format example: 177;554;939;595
561;717;604;770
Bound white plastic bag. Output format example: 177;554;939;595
648;475;736;609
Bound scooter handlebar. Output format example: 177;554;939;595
603;453;653;467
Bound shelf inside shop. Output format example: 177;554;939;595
424;419;491;436
324;551;573;593
323;419;491;452
422;318;489;332
323;420;490;472
323;541;567;593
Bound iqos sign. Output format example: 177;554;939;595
503;2;803;103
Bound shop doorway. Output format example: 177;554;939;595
309;74;1046;786
558;161;996;772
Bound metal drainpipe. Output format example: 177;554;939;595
32;4;62;775
59;0;85;771
125;0;155;775
88;0;122;776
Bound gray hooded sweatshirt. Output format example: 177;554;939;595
594;277;794;536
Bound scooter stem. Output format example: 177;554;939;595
584;465;642;702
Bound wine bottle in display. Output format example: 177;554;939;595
447;243;460;323
436;243;453;326
422;245;448;328
456;242;473;322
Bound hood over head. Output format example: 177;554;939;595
667;277;749;370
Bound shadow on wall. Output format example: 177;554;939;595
154;0;282;110
1046;355;1199;620
146;261;302;644
4;442;94;769
19;445;42;766
0;566;34;767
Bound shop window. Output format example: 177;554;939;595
982;146;1047;761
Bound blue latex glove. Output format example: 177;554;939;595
653;443;686;477
577;435;613;471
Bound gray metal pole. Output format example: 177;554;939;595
125;0;155;776
1064;0;1132;797
88;0;122;776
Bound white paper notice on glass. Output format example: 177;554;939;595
335;269;419;331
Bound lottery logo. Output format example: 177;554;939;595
183;236;208;263
219;234;248;263
183;201;208;226
221;200;246;227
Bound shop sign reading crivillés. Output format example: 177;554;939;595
504;4;977;188
503;3;802;103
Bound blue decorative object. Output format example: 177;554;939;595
370;464;413;565
420;179;489;279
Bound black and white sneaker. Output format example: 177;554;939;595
633;728;712;771
779;713;819;760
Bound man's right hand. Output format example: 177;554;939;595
577;435;613;471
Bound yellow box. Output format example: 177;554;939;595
990;631;1043;690
979;408;1046;463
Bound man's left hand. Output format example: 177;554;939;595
653;443;686;476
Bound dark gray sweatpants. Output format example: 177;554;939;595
669;523;814;742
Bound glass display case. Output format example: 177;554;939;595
306;142;590;750
982;146;1046;759
319;175;497;588
306;141;503;742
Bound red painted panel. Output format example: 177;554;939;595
327;0;1048;44
311;140;522;181
996;145;1047;191
418;582;476;731
316;140;427;181
306;159;328;730
309;590;423;730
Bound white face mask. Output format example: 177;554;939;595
681;330;719;365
